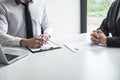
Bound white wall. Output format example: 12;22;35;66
45;0;80;37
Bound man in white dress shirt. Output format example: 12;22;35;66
0;0;52;48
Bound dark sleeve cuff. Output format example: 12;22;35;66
106;37;120;47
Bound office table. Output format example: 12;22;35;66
0;33;120;80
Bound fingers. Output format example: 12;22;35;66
34;37;44;46
27;37;44;48
91;29;104;38
35;37;44;42
39;33;50;43
42;35;49;41
34;38;44;45
90;30;107;44
97;30;104;34
92;30;100;38
90;30;100;44
33;33;50;48
26;34;50;48
40;35;48;42
91;34;99;44
31;44;42;48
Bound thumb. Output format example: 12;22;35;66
97;30;104;34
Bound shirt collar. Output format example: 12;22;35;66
15;0;33;5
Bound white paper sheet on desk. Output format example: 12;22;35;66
27;41;61;53
64;40;104;53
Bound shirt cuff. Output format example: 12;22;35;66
13;37;23;46
98;43;107;47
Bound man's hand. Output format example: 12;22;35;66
20;33;51;48
97;30;107;44
39;33;51;44
20;37;44;48
91;30;100;44
90;30;107;44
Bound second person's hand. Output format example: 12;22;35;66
90;30;100;44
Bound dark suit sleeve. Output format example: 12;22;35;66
98;18;109;36
107;37;120;47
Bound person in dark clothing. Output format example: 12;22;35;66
91;0;120;47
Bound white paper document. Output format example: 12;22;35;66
64;39;105;53
27;41;61;53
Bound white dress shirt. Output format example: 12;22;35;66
0;0;52;46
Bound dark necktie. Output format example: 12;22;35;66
23;2;33;38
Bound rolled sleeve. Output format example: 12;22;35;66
0;32;23;46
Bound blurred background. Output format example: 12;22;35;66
87;0;114;32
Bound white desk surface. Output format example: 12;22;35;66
0;33;120;80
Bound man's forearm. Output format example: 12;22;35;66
0;33;22;46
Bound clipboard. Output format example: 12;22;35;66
27;41;61;53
